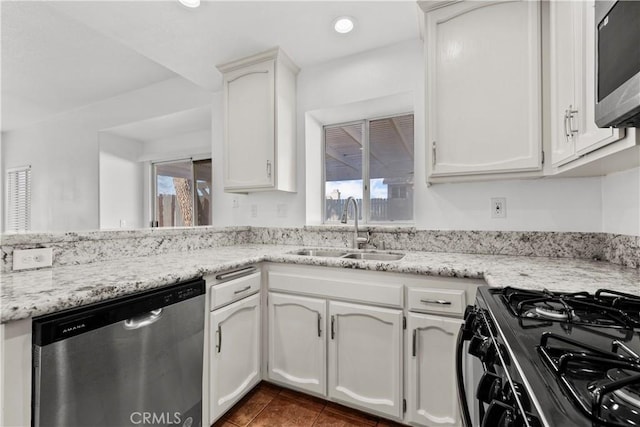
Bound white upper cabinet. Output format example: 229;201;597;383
550;0;623;167
422;0;542;180
217;48;299;193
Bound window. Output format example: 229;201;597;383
152;158;212;227
323;114;414;223
5;165;32;232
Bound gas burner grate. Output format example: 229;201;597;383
500;287;640;329
538;333;640;427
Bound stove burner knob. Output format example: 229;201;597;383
461;306;477;340
468;335;487;359
476;372;502;404
481;400;515;427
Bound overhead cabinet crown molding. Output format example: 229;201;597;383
217;47;299;193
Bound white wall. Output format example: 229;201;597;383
602;166;640;236
99;133;144;229
213;38;608;232
1;77;212;232
141;129;211;162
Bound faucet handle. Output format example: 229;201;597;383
355;231;371;249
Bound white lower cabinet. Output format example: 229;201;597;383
209;293;261;424
328;301;403;419
262;264;481;426
267;292;326;396
407;313;463;426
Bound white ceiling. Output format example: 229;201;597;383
1;2;178;131
2;1;420;132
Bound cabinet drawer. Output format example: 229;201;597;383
210;272;261;310
407;288;466;316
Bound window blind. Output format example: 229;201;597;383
6;166;31;232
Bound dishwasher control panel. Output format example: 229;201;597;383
33;278;205;345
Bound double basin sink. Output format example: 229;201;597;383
290;249;405;261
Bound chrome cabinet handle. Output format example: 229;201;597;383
216;325;222;353
331;315;335;340
412;329;417;357
317;313;322;337
233;286;251;295
568;106;579;136
123;309;163;330
215;266;256;281
266;160;272;178
420;299;452;305
431;141;437;167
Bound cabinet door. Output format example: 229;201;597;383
407;313;463;427
210;294;261;424
224;59;275;190
328;301;402;419
572;0;622;155
268;292;326;396
426;1;541;177
550;0;579;166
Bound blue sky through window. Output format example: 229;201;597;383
326;178;387;199
157;175;176;195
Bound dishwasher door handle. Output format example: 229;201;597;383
123;309;163;330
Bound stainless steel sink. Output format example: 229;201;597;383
289;249;405;261
342;252;405;261
291;249;349;257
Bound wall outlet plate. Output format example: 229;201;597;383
13;248;53;271
491;198;507;219
251;204;258;218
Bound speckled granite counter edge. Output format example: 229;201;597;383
2;244;639;323
2;227;638;274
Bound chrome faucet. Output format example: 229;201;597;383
340;197;369;249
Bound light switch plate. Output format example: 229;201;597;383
13;248;53;271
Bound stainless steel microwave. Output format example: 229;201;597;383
595;0;640;128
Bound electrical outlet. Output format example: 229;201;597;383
13;248;53;271
232;199;239;209
251;204;258;218
491;198;507;219
277;204;287;218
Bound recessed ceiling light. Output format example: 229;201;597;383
179;0;200;8
334;17;355;34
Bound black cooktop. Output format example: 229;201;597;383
478;286;640;427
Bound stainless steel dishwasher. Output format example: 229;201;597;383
32;278;205;427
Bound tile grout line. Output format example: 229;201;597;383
245;387;283;426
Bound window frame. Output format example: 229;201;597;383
151;157;212;227
321;112;414;225
5;165;32;232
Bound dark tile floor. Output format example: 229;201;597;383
213;382;406;427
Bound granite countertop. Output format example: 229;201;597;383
1;244;639;323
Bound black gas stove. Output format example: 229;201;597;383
459;286;640;427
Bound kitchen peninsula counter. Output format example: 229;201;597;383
2;244;639;323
